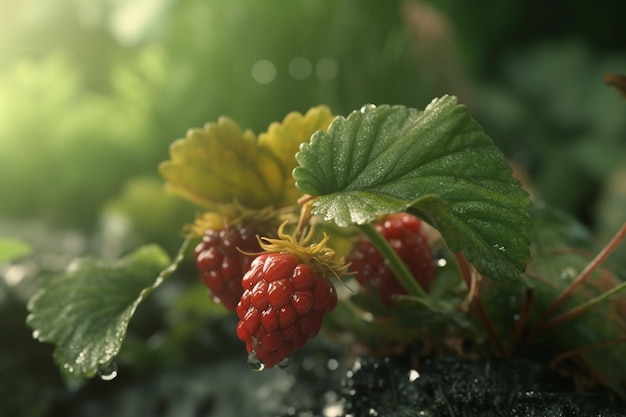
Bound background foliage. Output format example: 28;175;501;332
1;0;626;416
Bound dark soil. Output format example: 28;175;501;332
47;338;625;417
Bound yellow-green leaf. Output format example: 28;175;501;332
258;105;334;207
159;117;283;209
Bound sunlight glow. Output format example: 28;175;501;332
110;0;169;45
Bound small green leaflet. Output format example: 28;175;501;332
26;243;187;379
294;96;532;280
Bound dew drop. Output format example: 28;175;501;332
560;267;577;281
327;358;339;371
32;330;40;340
409;369;420;381
323;402;344;417
97;362;118;381
247;351;265;371
493;244;506;252
278;356;292;369
436;258;447;267
360;104;376;113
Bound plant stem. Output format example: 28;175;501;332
549;336;626;371
294;201;313;242
531;221;626;339
454;253;508;357
545;280;626;329
358;223;427;298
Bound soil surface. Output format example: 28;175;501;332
48;337;625;417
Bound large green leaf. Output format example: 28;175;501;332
294;96;532;280
26;244;182;379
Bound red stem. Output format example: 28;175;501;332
454;253;508;357
512;287;534;353
532;221;626;336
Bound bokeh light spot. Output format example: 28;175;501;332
315;57;338;81
251;59;277;84
288;57;312;80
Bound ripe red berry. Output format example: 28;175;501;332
236;252;337;369
347;213;436;303
194;226;261;311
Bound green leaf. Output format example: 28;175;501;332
0;238;31;264
26;244;184;378
294;96;532;280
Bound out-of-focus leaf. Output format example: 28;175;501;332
26;244;181;379
258;105;334;207
0;239;31;264
294;96;532;281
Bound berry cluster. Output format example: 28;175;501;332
347;213;436;303
194;213;434;369
195;223;342;369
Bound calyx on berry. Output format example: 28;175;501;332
255;221;351;280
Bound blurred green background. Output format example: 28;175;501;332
1;1;626;416
2;0;626;238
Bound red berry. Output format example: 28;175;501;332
347;213;436;304
194;226;261;311
236;252;337;369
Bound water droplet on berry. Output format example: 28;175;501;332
247;350;265;371
278;356;292;369
436;257;447;267
360;104;376;113
97;362;118;381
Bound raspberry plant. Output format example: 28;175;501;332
26;96;626;399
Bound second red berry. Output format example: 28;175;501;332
347;213;436;303
194;226;261;311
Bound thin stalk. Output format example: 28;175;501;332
549;336;626;371
530;221;626;341
294;201;313;242
454;253;508;357
358;223;427;298
512;287;534;353
545;280;626;329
